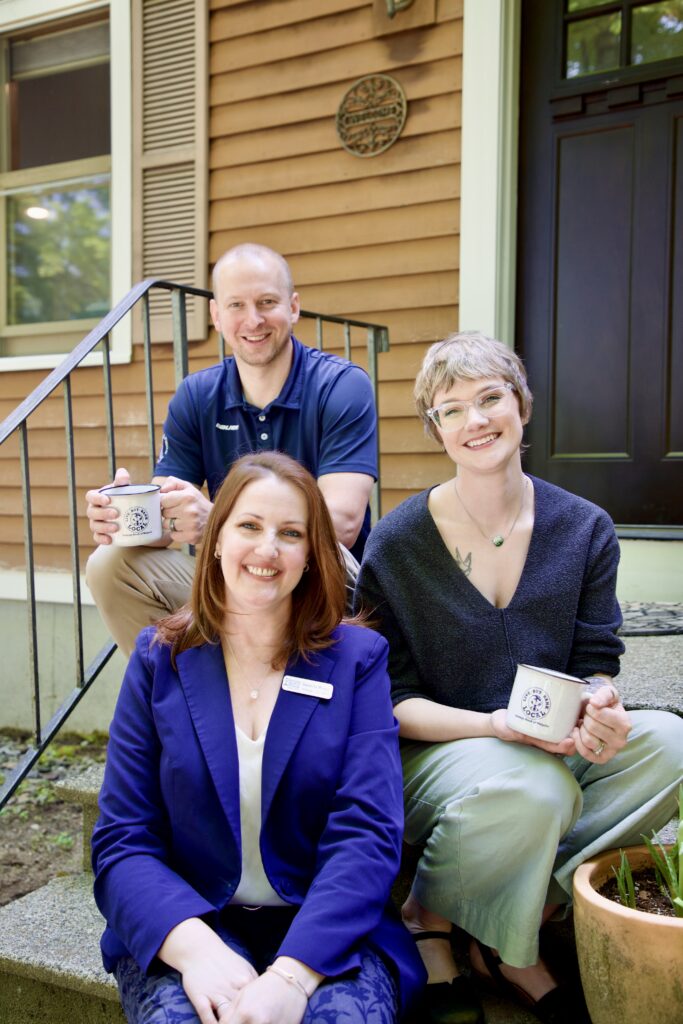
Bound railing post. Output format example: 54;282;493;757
19;422;41;745
343;322;352;362
142;293;157;477
315;316;324;351
63;377;84;685
101;333;116;481
367;327;382;523
171;288;189;387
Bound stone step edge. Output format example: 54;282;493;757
0;873;118;1002
55;763;104;808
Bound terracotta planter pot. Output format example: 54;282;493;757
573;845;683;1024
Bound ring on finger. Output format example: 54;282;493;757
168;517;176;533
215;999;231;1010
593;741;606;756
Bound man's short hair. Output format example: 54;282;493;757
211;243;294;297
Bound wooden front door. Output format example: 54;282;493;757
517;0;683;526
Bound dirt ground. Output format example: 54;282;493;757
0;730;108;908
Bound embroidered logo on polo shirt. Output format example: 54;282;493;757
216;423;239;431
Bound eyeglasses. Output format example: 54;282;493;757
427;382;515;432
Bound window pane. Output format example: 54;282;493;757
567;0;615;11
10;21;108;77
566;12;622;77
7;179;110;325
631;2;683;64
10;62;110;171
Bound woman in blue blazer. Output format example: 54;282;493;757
92;451;425;1024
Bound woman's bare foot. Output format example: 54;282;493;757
402;892;460;984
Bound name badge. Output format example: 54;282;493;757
282;675;333;700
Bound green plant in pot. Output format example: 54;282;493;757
573;786;683;1024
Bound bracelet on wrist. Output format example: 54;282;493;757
266;964;310;1000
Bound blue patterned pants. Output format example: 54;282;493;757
115;906;398;1024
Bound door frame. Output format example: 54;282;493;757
460;0;683;549
459;0;522;344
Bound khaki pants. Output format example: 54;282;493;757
400;710;683;967
86;542;360;658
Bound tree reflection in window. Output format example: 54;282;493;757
7;181;110;324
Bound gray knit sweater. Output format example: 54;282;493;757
354;476;624;712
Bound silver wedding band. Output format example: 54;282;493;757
169;517;176;533
593;741;606;756
215;999;231;1010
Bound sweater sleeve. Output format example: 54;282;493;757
567;511;625;679
354;539;431;707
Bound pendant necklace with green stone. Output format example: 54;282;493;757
454;477;528;548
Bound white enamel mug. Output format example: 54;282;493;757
99;483;162;547
506;664;592;743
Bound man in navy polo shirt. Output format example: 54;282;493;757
85;244;377;656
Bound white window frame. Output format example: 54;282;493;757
0;0;131;372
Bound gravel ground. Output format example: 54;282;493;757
0;730;107;908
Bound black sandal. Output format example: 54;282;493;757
470;938;589;1024
412;932;485;1024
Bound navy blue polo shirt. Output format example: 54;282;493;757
154;336;377;559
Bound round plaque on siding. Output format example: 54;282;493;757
336;74;407;157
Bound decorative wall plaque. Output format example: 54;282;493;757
336;74;407;158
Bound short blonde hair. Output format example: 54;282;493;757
414;331;533;442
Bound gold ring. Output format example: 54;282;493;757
593;741;606;756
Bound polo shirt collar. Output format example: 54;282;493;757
222;336;304;412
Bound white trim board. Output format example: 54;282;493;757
0;568;95;605
459;0;521;344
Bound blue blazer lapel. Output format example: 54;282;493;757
262;649;336;824
176;642;242;847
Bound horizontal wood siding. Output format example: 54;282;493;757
209;0;459;514
0;0;459;573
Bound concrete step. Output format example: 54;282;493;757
0;873;123;1023
55;763;104;872
618;633;683;716
0;871;539;1024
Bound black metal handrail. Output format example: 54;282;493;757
0;280;389;808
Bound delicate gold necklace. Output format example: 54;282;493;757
454;477;528;548
223;636;278;701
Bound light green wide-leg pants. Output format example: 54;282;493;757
401;710;683;968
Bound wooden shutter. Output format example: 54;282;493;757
132;0;207;343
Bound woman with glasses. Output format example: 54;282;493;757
354;332;682;1024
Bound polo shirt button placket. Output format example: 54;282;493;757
256;412;269;446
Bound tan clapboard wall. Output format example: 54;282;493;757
209;0;459;514
0;0;459;572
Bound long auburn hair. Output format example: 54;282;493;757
154;451;349;667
